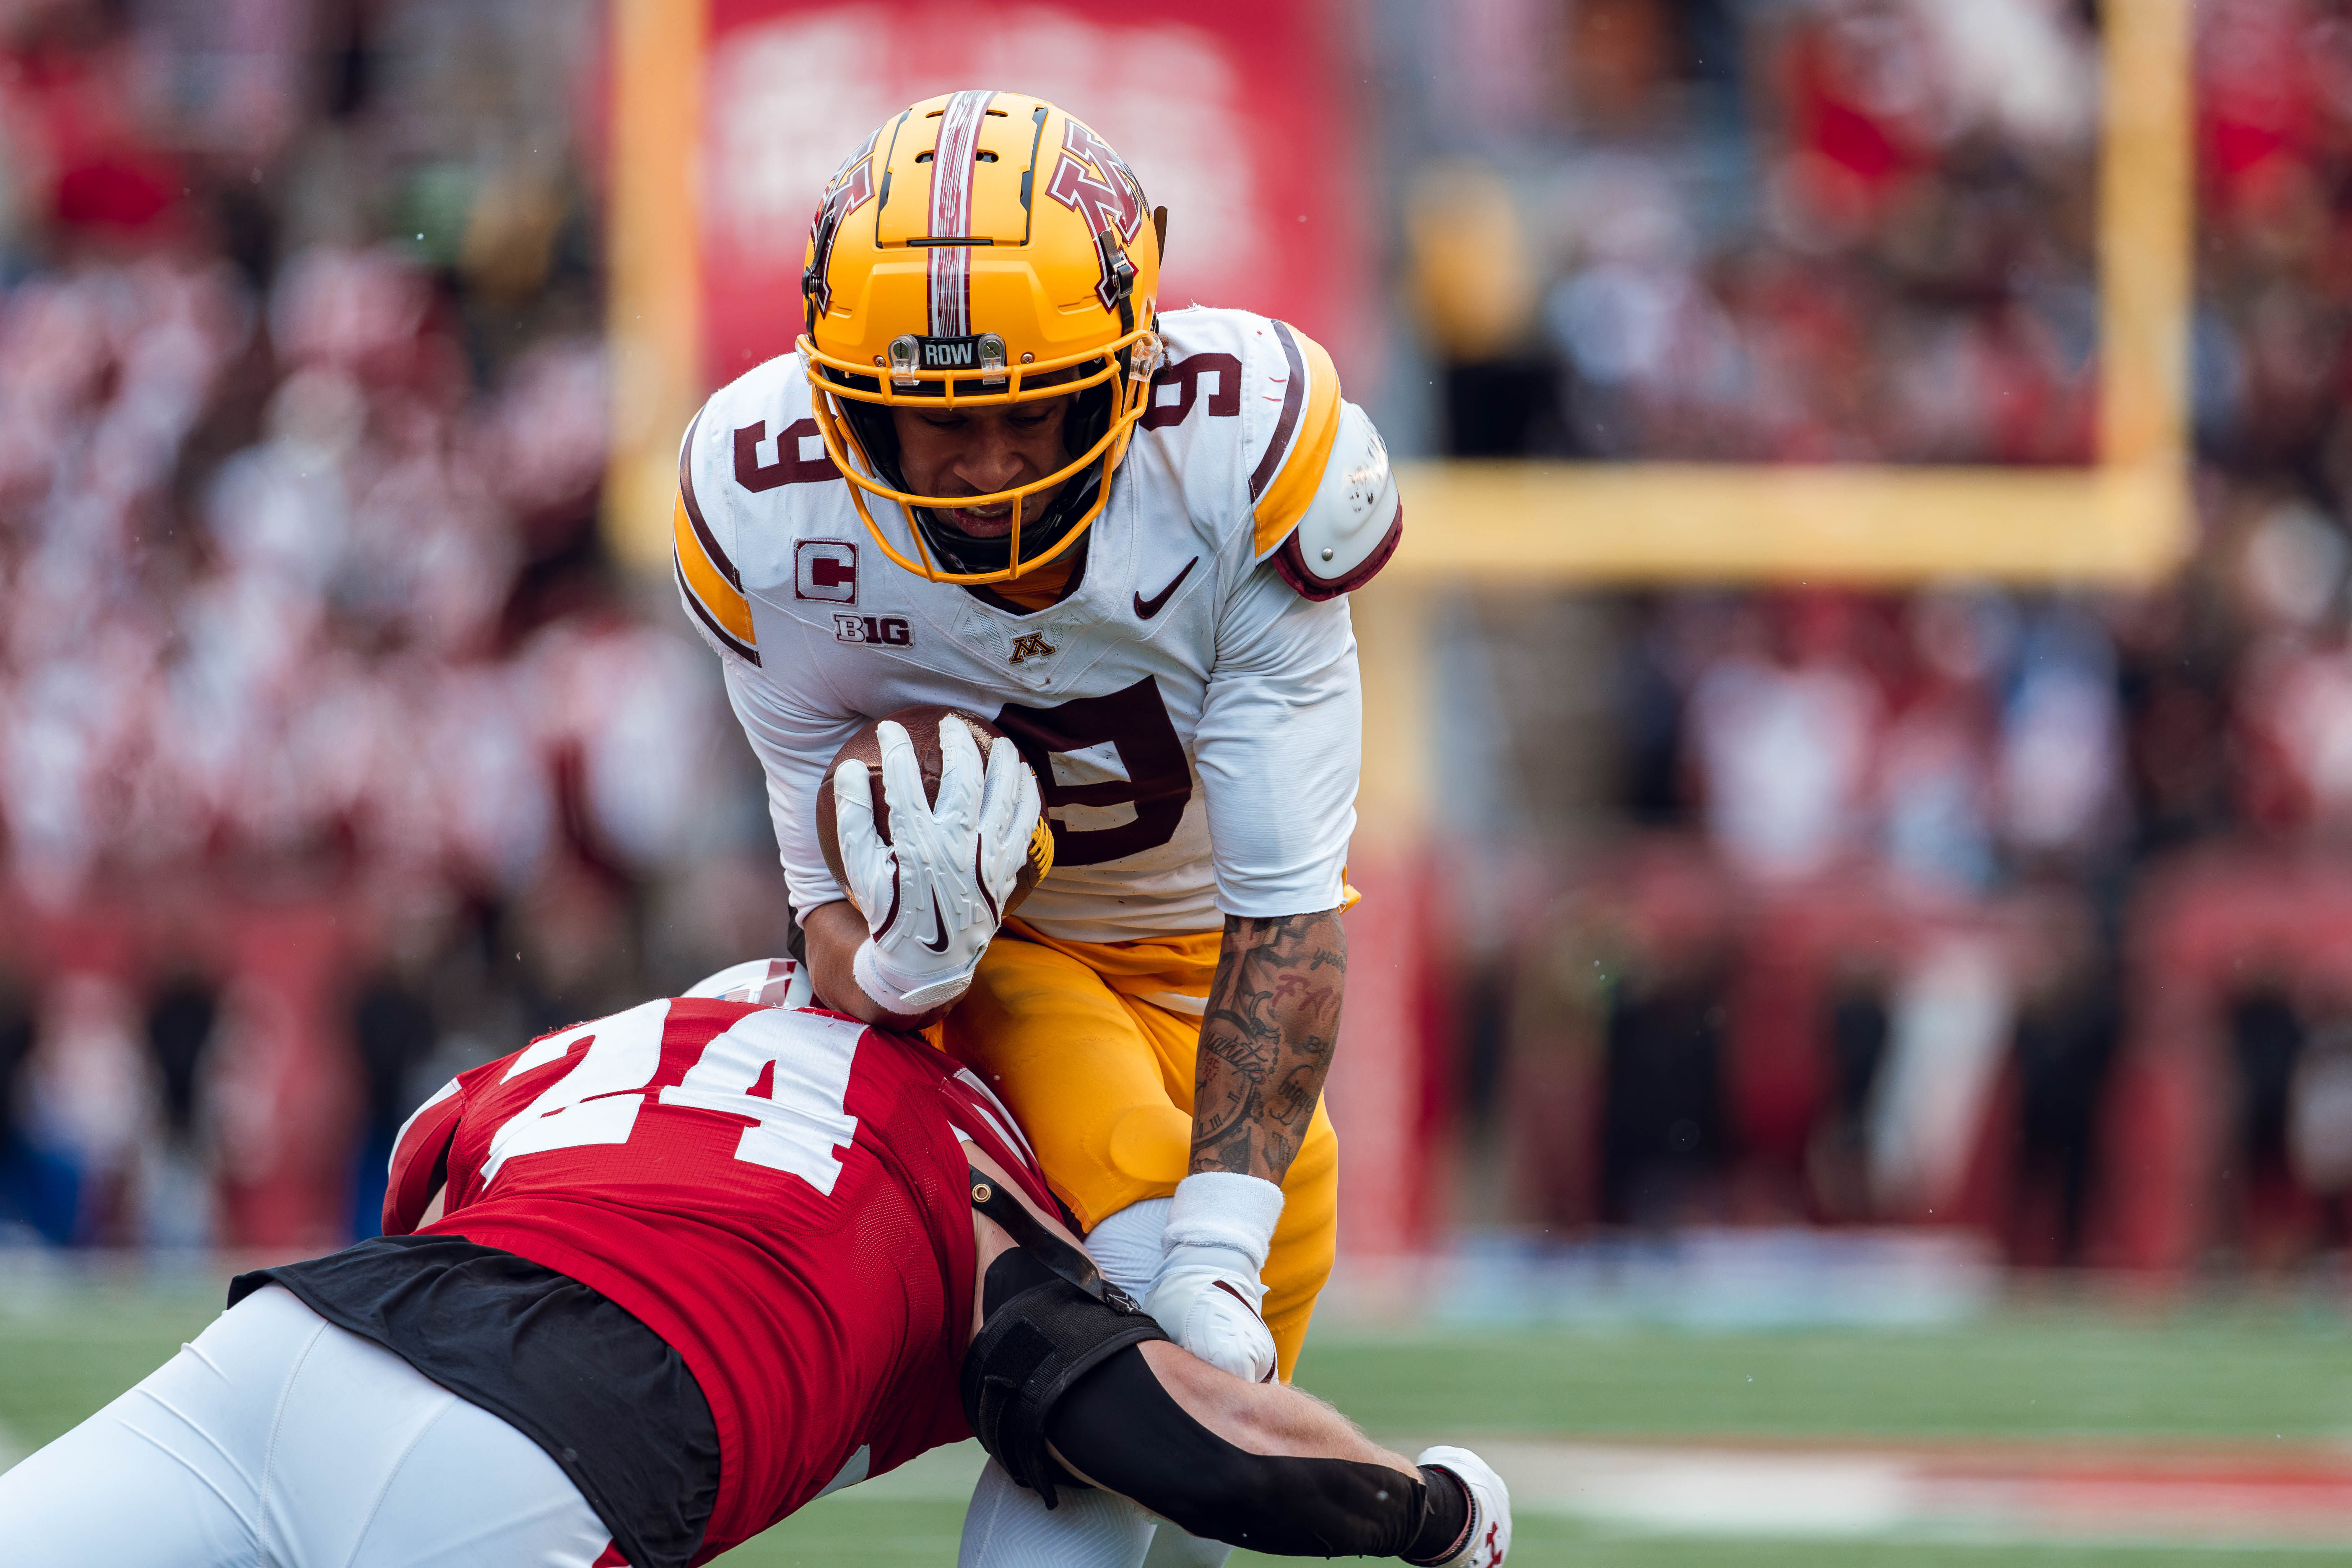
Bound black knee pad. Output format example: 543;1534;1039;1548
1045;1346;1462;1560
961;1247;1169;1505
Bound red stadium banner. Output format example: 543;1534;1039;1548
695;0;1374;386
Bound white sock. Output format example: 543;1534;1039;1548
958;1456;1157;1568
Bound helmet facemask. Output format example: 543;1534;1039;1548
831;367;1120;580
805;326;1159;584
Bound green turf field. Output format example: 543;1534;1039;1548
6;1271;2352;1566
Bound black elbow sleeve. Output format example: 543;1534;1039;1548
961;1247;1169;1506
1043;1346;1447;1560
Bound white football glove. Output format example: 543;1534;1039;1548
834;716;1040;1017
1142;1172;1284;1384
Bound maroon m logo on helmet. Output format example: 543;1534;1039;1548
1044;118;1146;245
804;130;879;324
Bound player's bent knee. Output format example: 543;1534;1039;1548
961;1246;1169;1505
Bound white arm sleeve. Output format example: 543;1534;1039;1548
722;656;861;915
1195;564;1360;917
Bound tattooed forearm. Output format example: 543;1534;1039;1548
1191;907;1346;1183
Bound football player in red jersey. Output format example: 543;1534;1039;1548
0;959;1509;1568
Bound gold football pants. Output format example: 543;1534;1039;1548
940;926;1337;1381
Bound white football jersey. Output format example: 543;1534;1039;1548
676;306;1386;943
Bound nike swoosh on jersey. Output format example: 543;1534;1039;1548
1133;556;1199;620
920;905;951;954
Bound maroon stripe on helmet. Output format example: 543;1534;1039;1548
929;245;970;340
926;90;994;337
1248;320;1310;502
674;408;741;591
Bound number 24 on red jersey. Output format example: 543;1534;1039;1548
382;1000;869;1235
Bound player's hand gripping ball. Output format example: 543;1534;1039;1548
818;706;1049;1018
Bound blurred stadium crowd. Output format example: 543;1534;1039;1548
1397;0;2352;1273
0;0;772;1250
1396;0;2103;464
5;0;2352;1284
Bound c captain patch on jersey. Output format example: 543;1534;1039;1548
796;540;858;602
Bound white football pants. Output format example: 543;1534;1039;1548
0;1285;612;1568
956;1197;1234;1568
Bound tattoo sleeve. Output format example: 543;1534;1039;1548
1191;907;1346;1183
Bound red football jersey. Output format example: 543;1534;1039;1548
381;998;1055;1561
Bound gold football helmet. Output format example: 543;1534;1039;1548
799;91;1164;584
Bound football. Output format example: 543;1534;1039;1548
815;703;1052;915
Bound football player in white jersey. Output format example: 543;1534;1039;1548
673;89;1402;1568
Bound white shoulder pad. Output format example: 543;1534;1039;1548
1269;400;1401;601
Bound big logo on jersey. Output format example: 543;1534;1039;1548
835;614;910;647
995;678;1189;866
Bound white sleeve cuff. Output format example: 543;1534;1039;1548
1163;1171;1286;1273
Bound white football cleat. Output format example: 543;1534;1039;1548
1412;1446;1510;1567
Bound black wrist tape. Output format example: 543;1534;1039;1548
1403;1463;1472;1563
